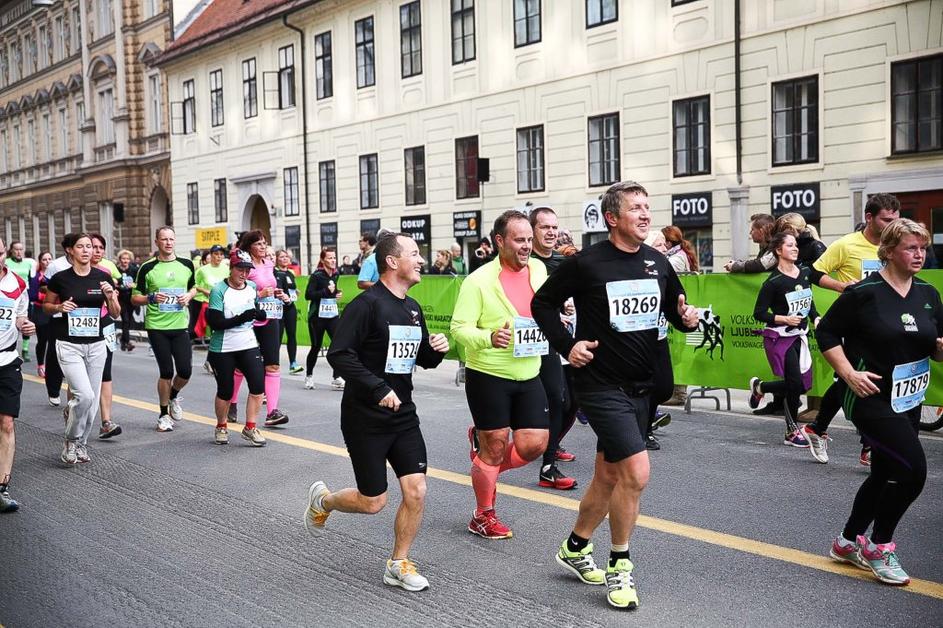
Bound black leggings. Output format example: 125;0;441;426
45;334;63;397
759;340;804;432
188;299;201;339
35;322;51;367
647;340;675;433
209;348;265;400
147;329;193;380
539;351;566;466
560;365;579;441
842;412;926;544
118;292;134;347
306;316;339;377
278;304;298;364
811;380;844;433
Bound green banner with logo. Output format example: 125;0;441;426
287;272;943;404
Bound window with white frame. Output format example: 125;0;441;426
772;75;818;166
673;96;711;176
891;53;943;154
214;178;227;222
455;135;479;199
145;0;159;19
514;0;541;47
284;167;299;216
75;101;85;153
588;113;620;186
242;58;257;118
0;129;7;173
98;0;115;37
27;119;35;165
187;182;199;225
586;0;617;28
54;16;64;62
70;6;80;52
58;108;67;157
41;113;51;162
148;73;162;133
182;79;195;134
12;125;21;169
23;34;33;76
451;0;475;64
359;154;379;209
209;68;223;127
315;32;332;100
516;125;544;193
355;18;375;88
0;49;7;88
319;160;336;212
98;87;115;144
37;25;48;69
278;45;295;108
400;2;422;79
10;42;20;83
404;146;426;205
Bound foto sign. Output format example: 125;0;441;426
771;182;820;221
671;192;712;228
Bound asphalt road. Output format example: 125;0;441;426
1;344;941;627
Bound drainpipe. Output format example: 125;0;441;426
734;0;742;186
283;15;311;273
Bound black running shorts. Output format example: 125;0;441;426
0;357;23;418
253;322;281;366
341;423;427;497
578;388;650;462
464;368;549;431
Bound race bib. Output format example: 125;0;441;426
891;358;930;413
158;287;184;312
385;325;420;374
786;288;813;318
861;259;882;279
103;322;117;352
0;297;14;331
288;288;298;303
258;297;283;320
513;316;548;358
318;298;338;319
657;312;668;341
606;279;661;332
121;274;133;288
68;308;100;338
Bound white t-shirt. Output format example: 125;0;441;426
0;270;28;367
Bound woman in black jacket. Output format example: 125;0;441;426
304;247;344;391
275;250;302;374
775;212;826;266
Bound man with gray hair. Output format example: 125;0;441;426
533;181;699;609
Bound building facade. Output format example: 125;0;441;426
162;0;943;272
0;0;173;260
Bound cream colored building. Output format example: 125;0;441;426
0;0;173;260
163;0;943;272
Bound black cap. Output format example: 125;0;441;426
210;244;225;253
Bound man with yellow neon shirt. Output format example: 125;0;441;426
800;193;900;466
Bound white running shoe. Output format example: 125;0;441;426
801;425;829;463
241;426;266;447
214;427;229;445
48;395;61;407
304;480;331;533
157;414;174;432
304;376;315;390
169;398;183;422
203;361;213;375
331;376;345;391
383;559;430;592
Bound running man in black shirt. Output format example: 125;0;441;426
303;233;449;592
532;181;699;610
817;219;941;586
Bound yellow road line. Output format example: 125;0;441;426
25;374;943;601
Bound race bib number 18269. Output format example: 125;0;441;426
606;279;661;332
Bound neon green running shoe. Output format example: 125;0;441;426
555;540;605;585
606;559;639;609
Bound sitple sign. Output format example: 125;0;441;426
670;192;712;228
771;182;821;221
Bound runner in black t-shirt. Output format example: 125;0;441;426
532;182;700;610
748;231;820;449
44;234;120;465
816;219;941;587
303;233;449;592
529;206;576;490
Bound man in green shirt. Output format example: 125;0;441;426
132;226;198;433
195;245;230;369
5;242;34;361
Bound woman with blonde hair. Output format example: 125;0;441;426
775;213;826;266
429;249;456;276
662;225;699;272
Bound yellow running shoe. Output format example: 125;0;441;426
606;559;639;609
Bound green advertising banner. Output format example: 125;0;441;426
285;271;943;404
668;271;943;405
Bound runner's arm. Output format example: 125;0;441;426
532;255;580;358
752;278;776;325
327;296;392;403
